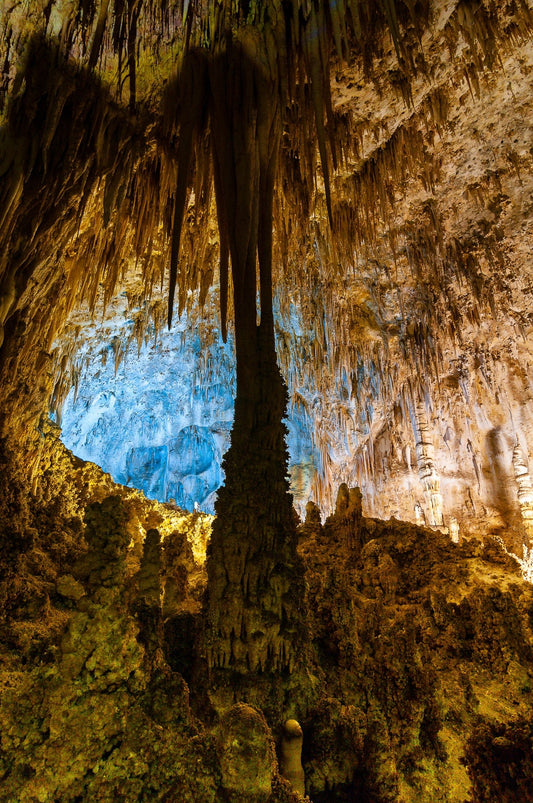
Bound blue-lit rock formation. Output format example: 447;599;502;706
59;314;317;515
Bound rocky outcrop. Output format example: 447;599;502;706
0;426;309;802
464;715;533;803
216;703;277;802
297;498;533;802
0;482;217;802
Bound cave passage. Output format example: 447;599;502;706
2;3;533;802
57;307;318;516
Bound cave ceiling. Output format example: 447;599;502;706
1;0;533;529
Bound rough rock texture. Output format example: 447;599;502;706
0;436;219;802
2;435;532;801
204;354;307;676
0;429;305;802
463;715;533;803
216;703;277;802
1;2;533;801
297;495;533;802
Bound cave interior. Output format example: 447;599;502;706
1;1;533;801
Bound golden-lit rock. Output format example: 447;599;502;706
280;719;306;798
216;703;276;802
1;3;533;802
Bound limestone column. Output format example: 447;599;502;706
412;401;444;527
512;444;533;542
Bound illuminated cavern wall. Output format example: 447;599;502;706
56;282;533;536
58;302;318;514
42;245;533;606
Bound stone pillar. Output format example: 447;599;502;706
413;402;444;527
280;719;305;797
449;517;460;543
323;483;364;555
134;528;163;666
513;444;533;541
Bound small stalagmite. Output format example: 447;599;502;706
134;528;164;665
324;483;363;554
449;516;460;543
280;719;305;798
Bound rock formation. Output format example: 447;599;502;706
57;298;317;514
1;1;533;801
280;719;306;798
0;424;532;800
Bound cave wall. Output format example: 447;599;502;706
275;10;533;543
57;295;318;514
58;300;236;513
